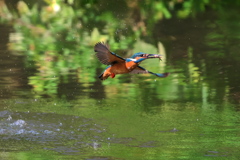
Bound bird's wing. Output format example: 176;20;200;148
130;66;170;78
129;66;149;74
94;42;125;65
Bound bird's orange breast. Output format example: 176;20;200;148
125;61;138;71
110;61;139;74
110;62;129;74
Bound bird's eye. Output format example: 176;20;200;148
140;55;143;57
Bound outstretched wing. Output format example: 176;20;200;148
130;66;170;78
94;42;125;65
129;66;149;74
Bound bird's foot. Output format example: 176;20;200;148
110;73;115;78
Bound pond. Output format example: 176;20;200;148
0;1;240;159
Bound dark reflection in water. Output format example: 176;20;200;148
0;26;30;99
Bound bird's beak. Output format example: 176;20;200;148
147;54;162;60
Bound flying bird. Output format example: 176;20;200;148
94;42;169;80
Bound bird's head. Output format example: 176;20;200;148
131;52;162;60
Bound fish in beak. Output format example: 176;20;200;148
147;54;162;61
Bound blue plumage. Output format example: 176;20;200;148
130;52;146;59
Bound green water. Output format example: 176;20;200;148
1;97;239;159
0;1;240;159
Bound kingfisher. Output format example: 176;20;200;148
94;42;170;80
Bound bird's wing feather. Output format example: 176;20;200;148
94;42;125;65
129;66;149;74
130;66;170;78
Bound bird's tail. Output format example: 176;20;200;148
98;73;110;80
99;73;104;80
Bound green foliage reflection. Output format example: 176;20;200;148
0;0;239;99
